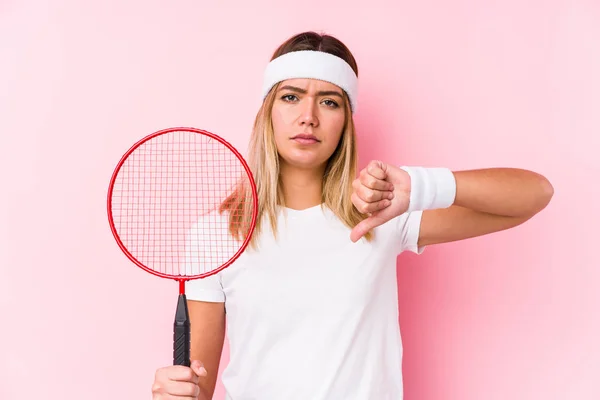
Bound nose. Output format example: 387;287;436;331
298;98;319;127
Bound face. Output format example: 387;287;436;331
271;78;346;171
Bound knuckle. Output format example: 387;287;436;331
153;369;167;387
183;382;199;396
183;369;194;381
356;187;366;199
151;382;162;394
367;160;379;173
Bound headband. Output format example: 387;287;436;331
261;50;358;112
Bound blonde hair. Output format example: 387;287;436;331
219;32;372;249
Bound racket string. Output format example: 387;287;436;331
110;129;254;277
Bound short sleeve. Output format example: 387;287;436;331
396;210;426;255
186;274;225;302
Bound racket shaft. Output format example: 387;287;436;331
173;294;191;366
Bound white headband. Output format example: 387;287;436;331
261;50;358;112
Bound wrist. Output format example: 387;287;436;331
399;166;457;212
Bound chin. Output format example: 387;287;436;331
279;154;328;170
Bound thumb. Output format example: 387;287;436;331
191;360;207;377
350;216;379;243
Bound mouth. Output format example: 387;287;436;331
291;134;320;144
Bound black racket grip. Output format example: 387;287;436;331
173;294;191;367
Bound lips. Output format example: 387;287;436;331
291;134;320;142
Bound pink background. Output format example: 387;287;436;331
1;1;599;399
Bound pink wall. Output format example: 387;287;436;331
1;1;598;399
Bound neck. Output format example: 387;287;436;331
279;161;325;210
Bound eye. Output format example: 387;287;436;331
322;99;339;108
281;94;298;102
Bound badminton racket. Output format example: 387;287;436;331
107;126;258;366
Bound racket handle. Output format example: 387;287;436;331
173;294;191;367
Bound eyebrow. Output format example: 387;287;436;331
278;85;344;99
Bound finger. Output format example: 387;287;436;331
161;381;200;397
166;366;199;384
366;160;389;180
352;176;394;193
360;170;394;191
158;394;199;400
152;378;200;400
191;360;207;377
350;214;386;242
357;185;394;203
352;193;391;214
350;219;371;242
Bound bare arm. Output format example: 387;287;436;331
419;168;554;247
188;300;226;399
349;163;554;244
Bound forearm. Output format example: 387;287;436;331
451;168;554;217
199;386;213;400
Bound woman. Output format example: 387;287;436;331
151;31;554;400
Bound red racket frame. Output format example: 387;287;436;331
106;126;258;294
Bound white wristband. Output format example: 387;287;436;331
399;166;457;212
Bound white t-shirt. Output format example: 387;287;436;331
186;204;425;400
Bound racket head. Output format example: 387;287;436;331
107;127;258;281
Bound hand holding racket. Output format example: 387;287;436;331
107;127;258;397
152;360;208;399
